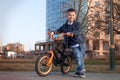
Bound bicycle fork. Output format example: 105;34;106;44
47;51;54;66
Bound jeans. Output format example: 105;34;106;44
72;42;86;73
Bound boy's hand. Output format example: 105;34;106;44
50;32;54;40
66;32;73;37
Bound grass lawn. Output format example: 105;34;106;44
0;59;120;73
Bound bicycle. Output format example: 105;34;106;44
35;32;73;77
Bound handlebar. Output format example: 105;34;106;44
48;31;73;41
48;31;64;41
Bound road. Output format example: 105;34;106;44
0;71;120;80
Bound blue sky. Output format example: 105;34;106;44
0;0;46;50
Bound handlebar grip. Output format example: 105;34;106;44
48;31;51;34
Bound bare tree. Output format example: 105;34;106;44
113;0;120;34
87;0;120;39
58;0;120;38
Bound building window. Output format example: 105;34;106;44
95;1;100;7
36;46;39;50
41;46;43;51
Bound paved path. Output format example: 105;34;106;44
0;71;120;80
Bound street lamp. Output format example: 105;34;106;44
109;0;115;70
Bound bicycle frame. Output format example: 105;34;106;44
47;31;73;66
47;44;64;66
47;51;54;66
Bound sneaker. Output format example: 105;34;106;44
80;72;86;78
74;71;80;77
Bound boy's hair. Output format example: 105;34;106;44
66;8;76;13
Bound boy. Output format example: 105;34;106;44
50;8;86;78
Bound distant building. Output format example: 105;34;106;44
5;51;17;59
87;0;120;58
46;0;69;41
0;37;2;53
46;0;88;41
0;38;2;59
6;42;24;53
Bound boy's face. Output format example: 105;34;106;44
67;11;76;22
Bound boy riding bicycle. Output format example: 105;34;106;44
50;8;86;78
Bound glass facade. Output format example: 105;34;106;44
46;0;88;41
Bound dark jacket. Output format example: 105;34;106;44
54;20;85;47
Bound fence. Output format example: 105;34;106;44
35;37;120;59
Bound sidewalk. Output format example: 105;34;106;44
0;71;120;80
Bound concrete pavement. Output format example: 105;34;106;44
0;71;120;80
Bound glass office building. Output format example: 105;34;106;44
46;0;88;41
